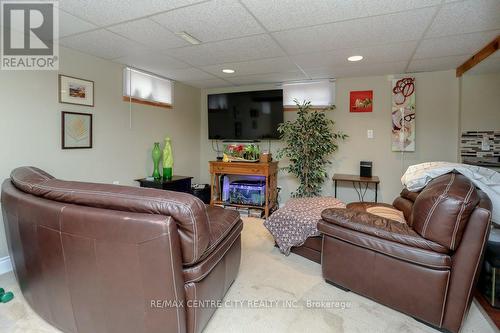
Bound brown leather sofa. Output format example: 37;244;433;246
318;173;492;333
1;167;243;333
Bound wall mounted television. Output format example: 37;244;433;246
208;89;284;140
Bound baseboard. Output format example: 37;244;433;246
0;256;13;275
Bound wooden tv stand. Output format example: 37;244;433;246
209;160;278;218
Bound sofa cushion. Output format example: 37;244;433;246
321;208;448;253
183;218;242;283
10;166;210;265
199;206;242;262
412;173;480;251
319;221;451;270
346;202;406;224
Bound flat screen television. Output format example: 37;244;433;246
208;89;283;140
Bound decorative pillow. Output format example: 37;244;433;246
366;206;406;224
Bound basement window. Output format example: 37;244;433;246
282;80;335;111
123;67;173;109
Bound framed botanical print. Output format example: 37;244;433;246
59;75;94;107
62;111;93;149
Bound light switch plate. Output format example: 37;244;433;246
367;129;374;139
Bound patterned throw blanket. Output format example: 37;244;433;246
264;197;345;255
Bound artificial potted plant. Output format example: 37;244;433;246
277;99;347;197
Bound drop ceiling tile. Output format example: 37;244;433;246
426;0;500;37
59;29;141;59
241;0;441;32
58;0;205;26
291;41;418;69
157;67;218;81
201;57;299;77
305;61;408;79
152;0;264;43
59;10;97;38
272;7;437;55
184;78;233;88
241;0;365;32
362;0;442;16
114;49;190;73
166;34;285;66
414;30;500;59
226;72;307;85
407;55;469;72
108;19;189;51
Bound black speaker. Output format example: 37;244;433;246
191;184;211;204
360;161;372;178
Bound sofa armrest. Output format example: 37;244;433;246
442;207;491;332
319;208;448;253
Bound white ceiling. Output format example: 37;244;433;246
56;0;500;88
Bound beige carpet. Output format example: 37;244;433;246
0;217;497;333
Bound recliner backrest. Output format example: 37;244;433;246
411;173;480;251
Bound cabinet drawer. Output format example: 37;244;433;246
212;165;266;175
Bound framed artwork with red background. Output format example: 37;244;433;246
350;90;373;112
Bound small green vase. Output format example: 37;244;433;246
152;142;162;180
163;137;173;180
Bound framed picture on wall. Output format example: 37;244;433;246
350;90;373;112
59;75;94;107
391;77;416;152
62;111;93;149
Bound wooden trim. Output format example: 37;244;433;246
456;35;499;77
122;96;173;109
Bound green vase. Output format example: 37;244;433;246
163;137;173;180
152;142;162;180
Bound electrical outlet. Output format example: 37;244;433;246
112;181;120;185
367;129;374;139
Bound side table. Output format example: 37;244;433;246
136;176;193;193
332;173;380;202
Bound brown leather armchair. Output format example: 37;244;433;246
318;173;492;333
1;167;243;333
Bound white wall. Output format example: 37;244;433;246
200;70;460;205
331;71;460;203
0;53;464;260
461;72;500;131
0;47;201;258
